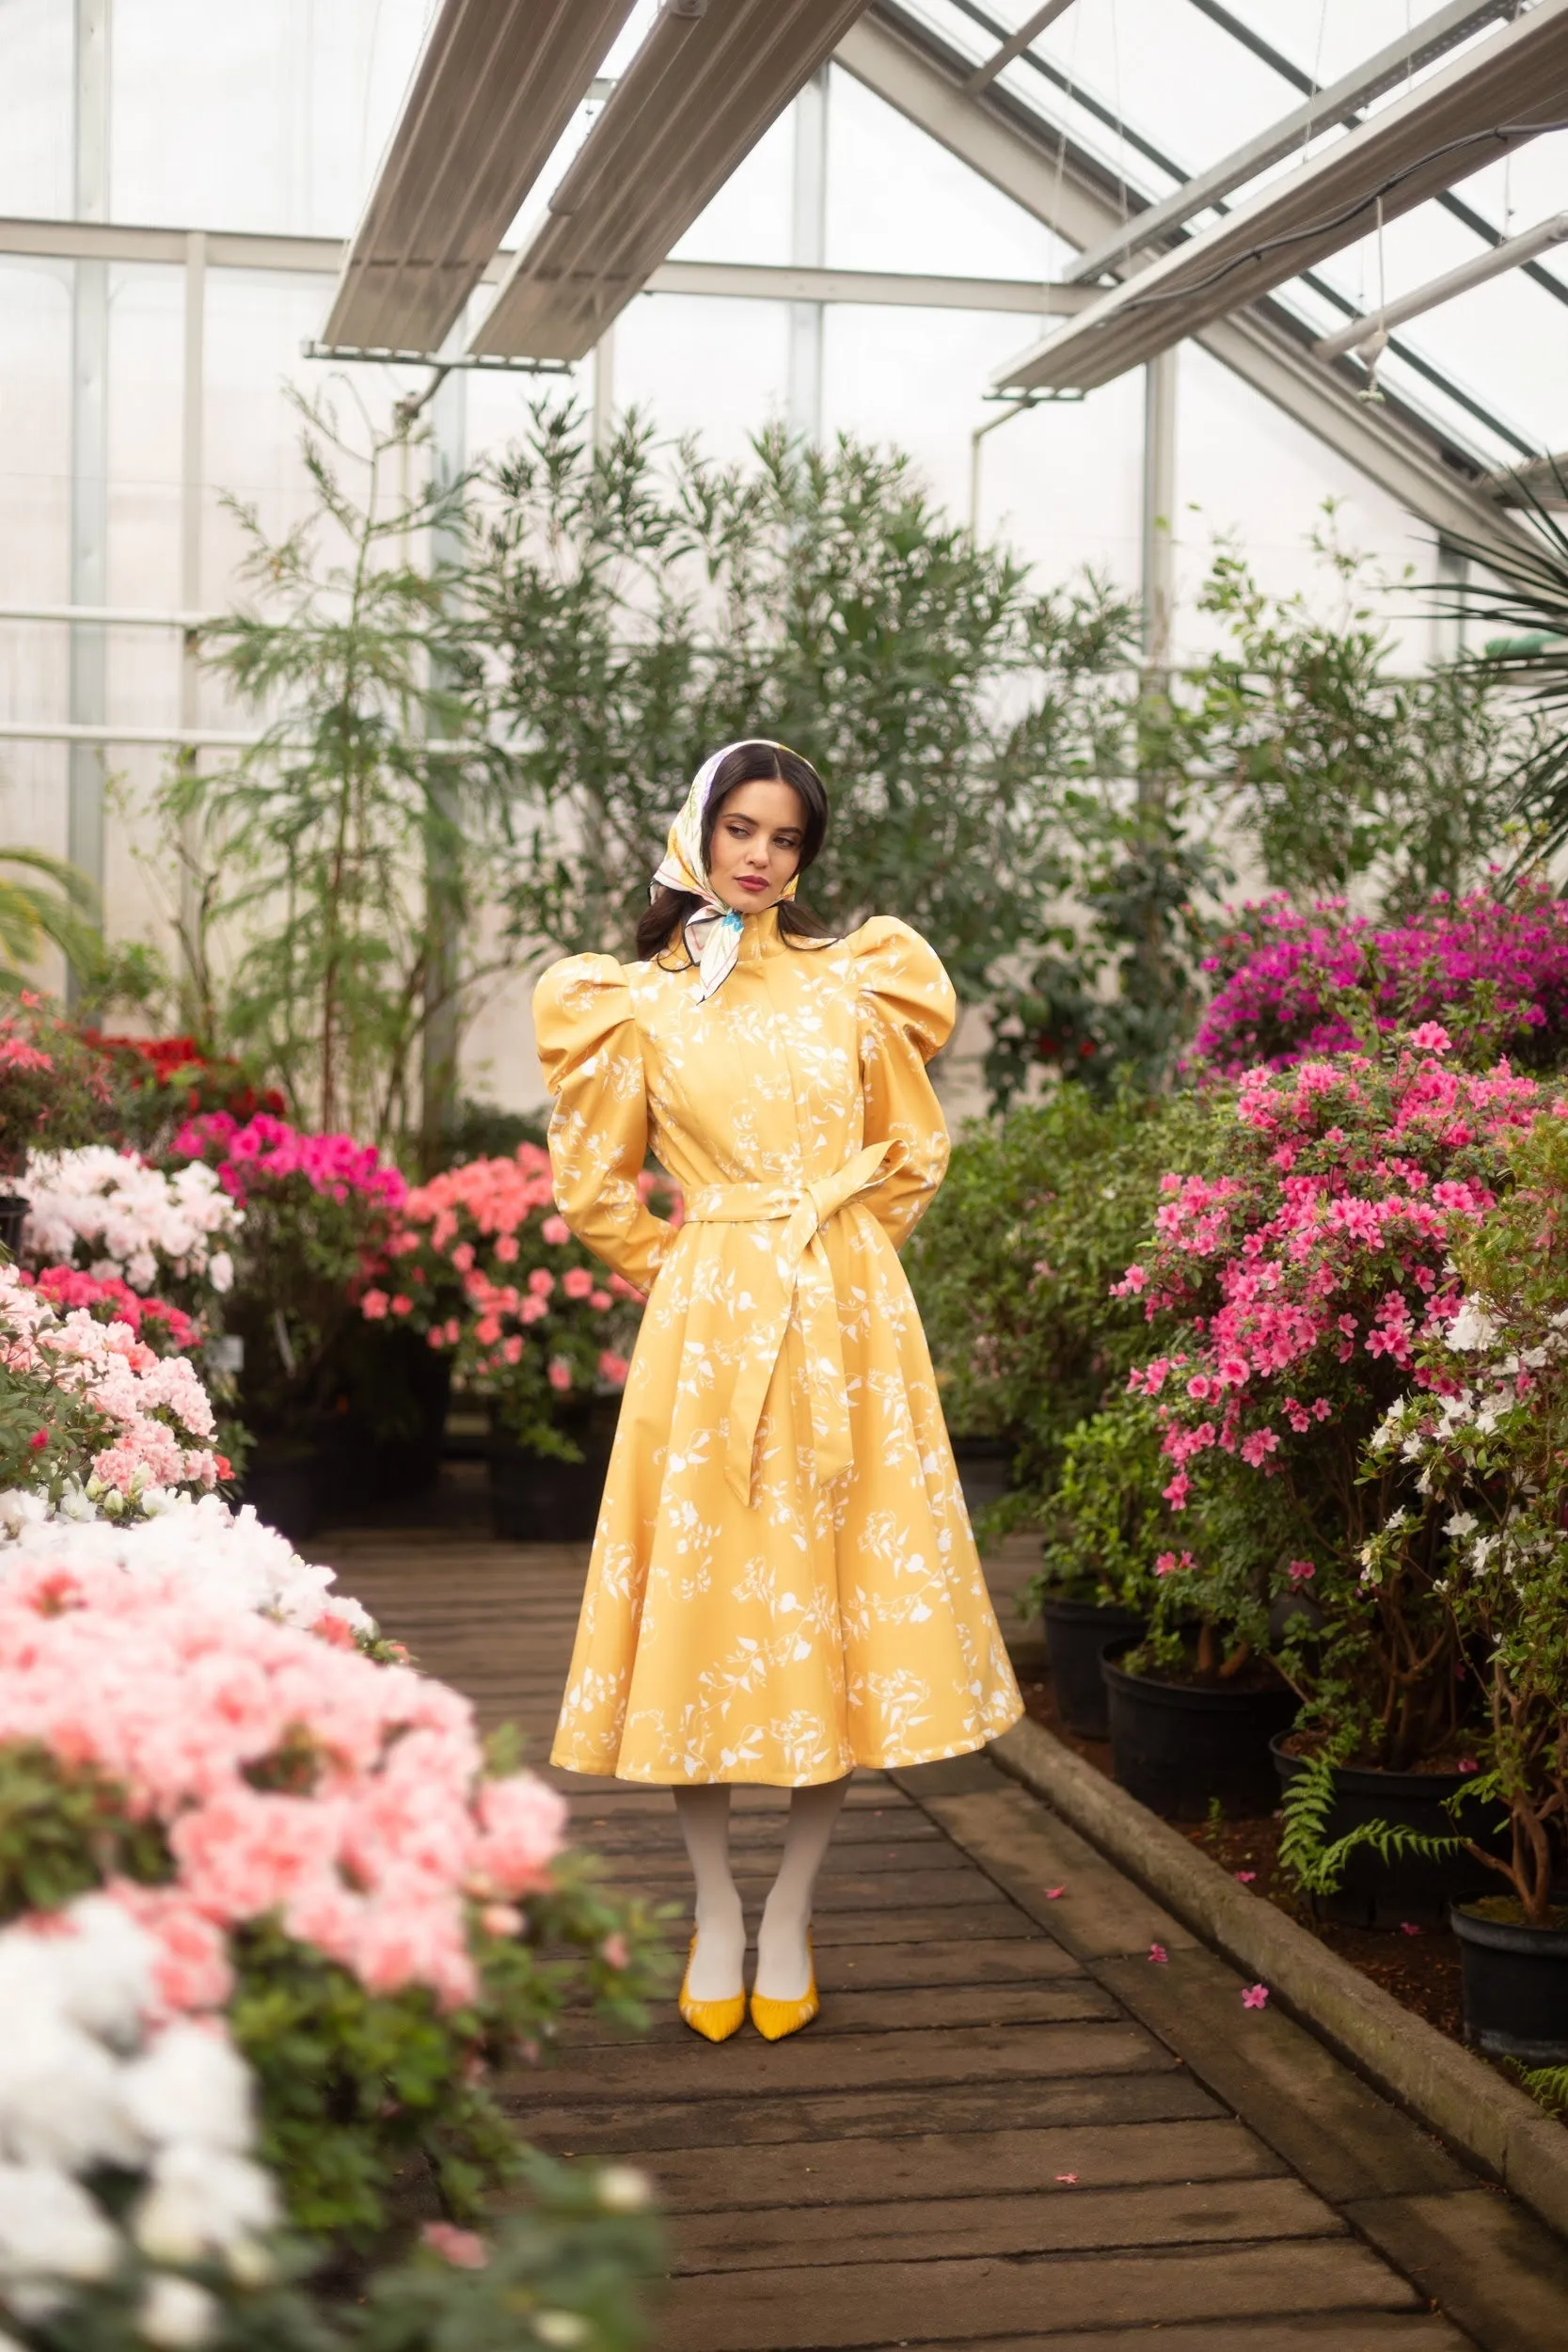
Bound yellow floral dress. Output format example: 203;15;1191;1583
533;907;1022;1786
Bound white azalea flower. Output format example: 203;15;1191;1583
1447;1296;1499;1352
137;2276;218;2348
121;2024;254;2156
0;2015;143;2174
0;2165;120;2285
1444;1511;1479;1539
134;2148;277;2264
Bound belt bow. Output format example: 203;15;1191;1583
686;1140;897;1506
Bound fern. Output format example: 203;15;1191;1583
1508;2062;1568;2121
1277;1747;1464;1898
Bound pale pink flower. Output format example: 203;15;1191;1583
422;2222;488;2269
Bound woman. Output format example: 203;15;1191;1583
533;740;1022;2043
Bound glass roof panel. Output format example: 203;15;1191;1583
891;0;1568;463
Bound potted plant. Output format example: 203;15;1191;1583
0;1501;665;2344
371;1146;675;1541
1118;1025;1552;1840
0;994;128;1249
1018;1397;1166;1740
1368;1115;1568;2054
173;1108;411;1536
908;1085;1220;1549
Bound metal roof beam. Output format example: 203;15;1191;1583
319;0;638;357
0;216;1090;320
1069;0;1514;282
993;0;1568;392
965;0;1076;94
468;0;872;362
838;6;1530;563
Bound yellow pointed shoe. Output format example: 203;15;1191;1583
677;1934;746;2043
749;1934;819;2042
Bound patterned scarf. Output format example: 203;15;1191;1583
651;740;800;1002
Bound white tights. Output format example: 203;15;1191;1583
673;1776;850;2001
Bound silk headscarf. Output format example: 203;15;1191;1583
651;740;800;1002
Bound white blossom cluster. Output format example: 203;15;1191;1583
1361;1294;1568;1592
0;1491;373;1636
0;1895;278;2348
21;1150;240;1297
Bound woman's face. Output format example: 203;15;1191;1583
705;779;806;914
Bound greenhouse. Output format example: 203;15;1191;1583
5;2;1568;2346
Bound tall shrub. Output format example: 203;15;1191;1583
474;406;1138;1003
906;1083;1223;1525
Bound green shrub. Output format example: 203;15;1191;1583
908;1081;1227;1529
1018;1395;1177;1617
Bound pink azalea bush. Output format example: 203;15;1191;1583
0;1261;223;1518
171;1112;410;1448
1193;885;1568;1077
19;1264;200;1359
172;1110;407;1213
368;1148;680;1456
0;1502;660;2262
0;1534;561;2014
1116;1039;1559;1761
0;993;125;1178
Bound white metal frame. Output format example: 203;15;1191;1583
1315;209;1568;364
836;7;1532;560
1068;0;1515;283
993;0;1568;393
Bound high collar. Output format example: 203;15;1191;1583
735;903;784;962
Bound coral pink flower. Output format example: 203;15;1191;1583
541;1216;570;1246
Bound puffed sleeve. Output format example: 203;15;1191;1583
851;916;957;1248
532;955;675;1295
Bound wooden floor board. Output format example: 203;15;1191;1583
319;1527;1544;2351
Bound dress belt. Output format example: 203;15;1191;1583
684;1139;897;1506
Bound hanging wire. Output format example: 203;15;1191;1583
1048;0;1082;281
1108;0;1129;232
1358;190;1389;403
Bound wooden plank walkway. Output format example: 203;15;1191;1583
323;1529;1568;2352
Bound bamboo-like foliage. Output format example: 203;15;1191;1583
164;387;531;1149
0;848;100;991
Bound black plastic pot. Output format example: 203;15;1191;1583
1101;1637;1298;1820
327;1326;454;1518
237;1447;325;1545
1040;1596;1147;1740
1452;1901;1568;2062
1271;1737;1506;1930
0;1192;27;1259
489;1438;611;1543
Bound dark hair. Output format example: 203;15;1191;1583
635;741;835;966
